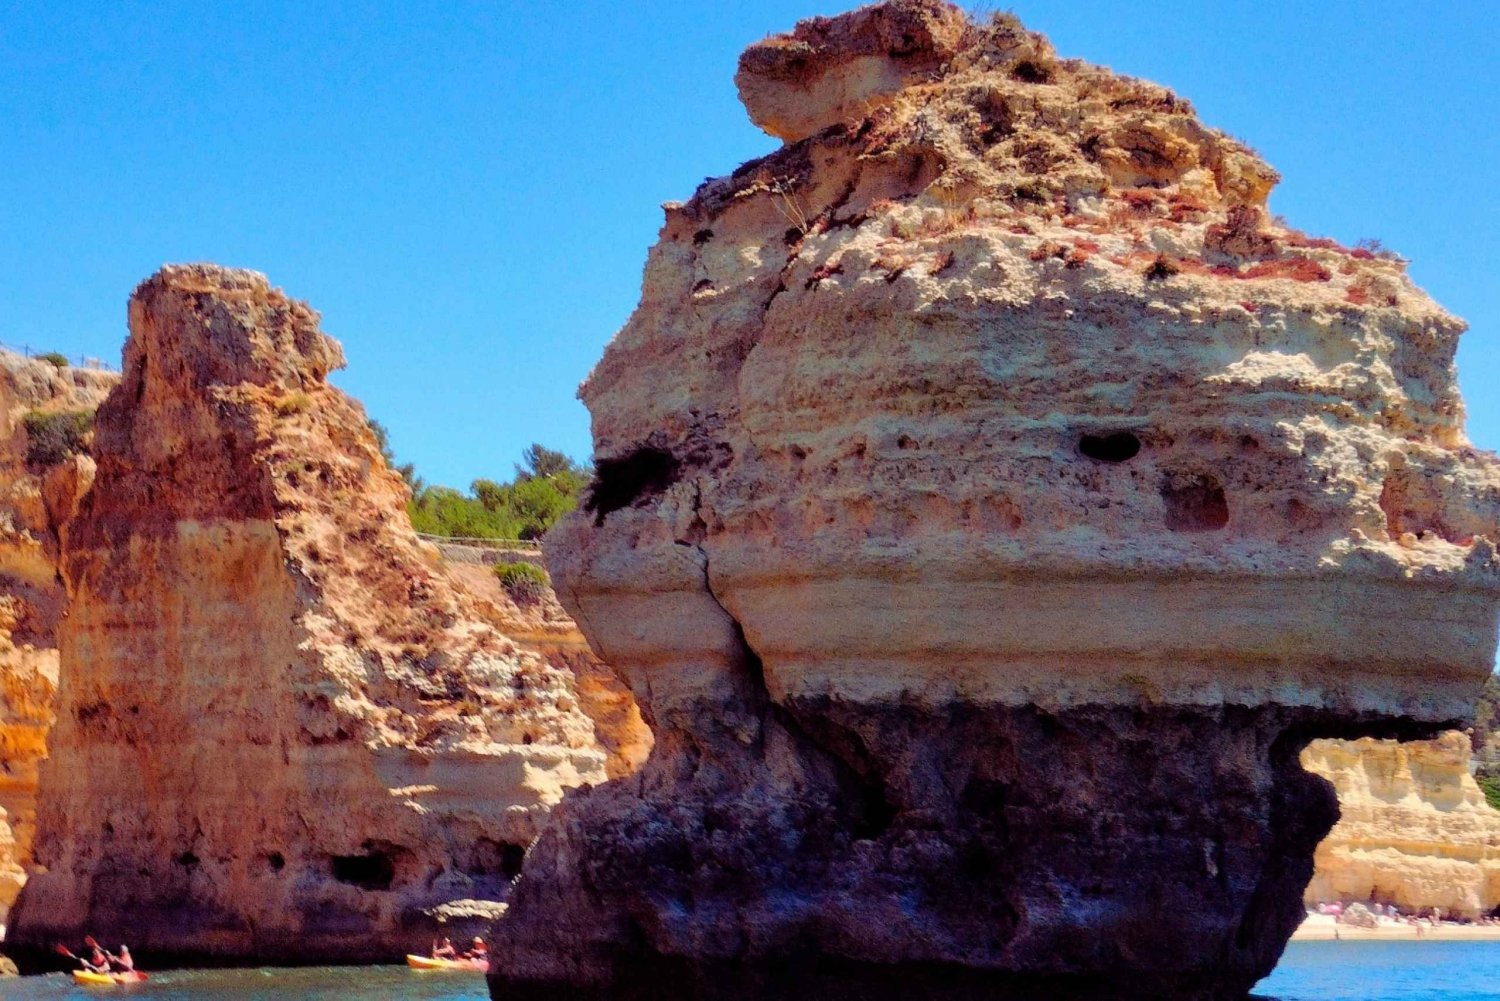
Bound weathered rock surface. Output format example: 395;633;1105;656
440;556;652;780
9;265;613;962
1305;732;1500;917
0;352;116;932
492;3;1500;999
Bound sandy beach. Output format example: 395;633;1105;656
1292;913;1500;941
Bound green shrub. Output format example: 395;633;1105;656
23;409;94;467
36;352;69;369
495;561;550;605
1479;776;1500;812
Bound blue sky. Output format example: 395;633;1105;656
1;2;1495;489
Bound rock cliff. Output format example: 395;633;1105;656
1305;732;1500;917
491;3;1500;999
0;353;116;933
439;555;652;780
9;265;614;962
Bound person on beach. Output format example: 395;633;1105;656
432;937;457;960
465;937;488;961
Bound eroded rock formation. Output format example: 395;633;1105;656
0;353;116;932
439;552;652;780
9;265;616;962
491;3;1500;998
1305;733;1500;917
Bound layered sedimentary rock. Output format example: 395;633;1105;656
492;3;1500;998
1305;733;1500;917
440;555;652;780
0;353;116;931
10;265;615;962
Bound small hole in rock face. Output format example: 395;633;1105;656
176;851;199;867
1011;59;1052;84
1078;432;1141;463
267;852;286;872
1161;473;1229;532
331;851;396;891
584;446;680;525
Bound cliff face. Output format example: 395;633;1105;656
1305;733;1500;917
10;265;613;962
491;3;1500;999
0;353;116;932
439;555;652;780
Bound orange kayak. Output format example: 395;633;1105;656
72;970;149;985
406;953;487;972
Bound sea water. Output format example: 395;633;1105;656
6;942;1500;1000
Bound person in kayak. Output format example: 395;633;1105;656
107;945;135;973
83;943;110;973
431;937;457;960
464;937;488;961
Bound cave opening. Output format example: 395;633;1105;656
331;849;396;891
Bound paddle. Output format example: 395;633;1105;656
53;942;80;963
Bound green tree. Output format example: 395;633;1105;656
401;444;589;540
517;443;579;481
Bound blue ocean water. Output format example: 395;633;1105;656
4;943;1500;999
1254;941;1500;1001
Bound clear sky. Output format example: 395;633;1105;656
2;2;1495;490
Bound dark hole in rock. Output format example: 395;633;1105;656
331;851;396;890
1078;432;1141;463
1012;59;1052;84
466;837;528;880
266;852;286;872
584;446;680;525
1161;473;1230;531
176;851;199;867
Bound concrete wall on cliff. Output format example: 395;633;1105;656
8;265;632;962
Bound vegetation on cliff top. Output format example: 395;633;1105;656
22;408;94;467
372;422;587;540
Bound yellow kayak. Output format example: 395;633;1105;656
72;970;148;985
406;954;486;972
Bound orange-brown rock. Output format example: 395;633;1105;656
1304;732;1500;917
491;4;1500;999
439;553;651;780
0;353;116;934
9;265;613;963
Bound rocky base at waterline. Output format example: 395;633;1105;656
492;707;1440;1001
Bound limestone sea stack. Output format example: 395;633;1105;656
1304;733;1500;917
492;3;1500;999
10;265;613;962
0;353;115;932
